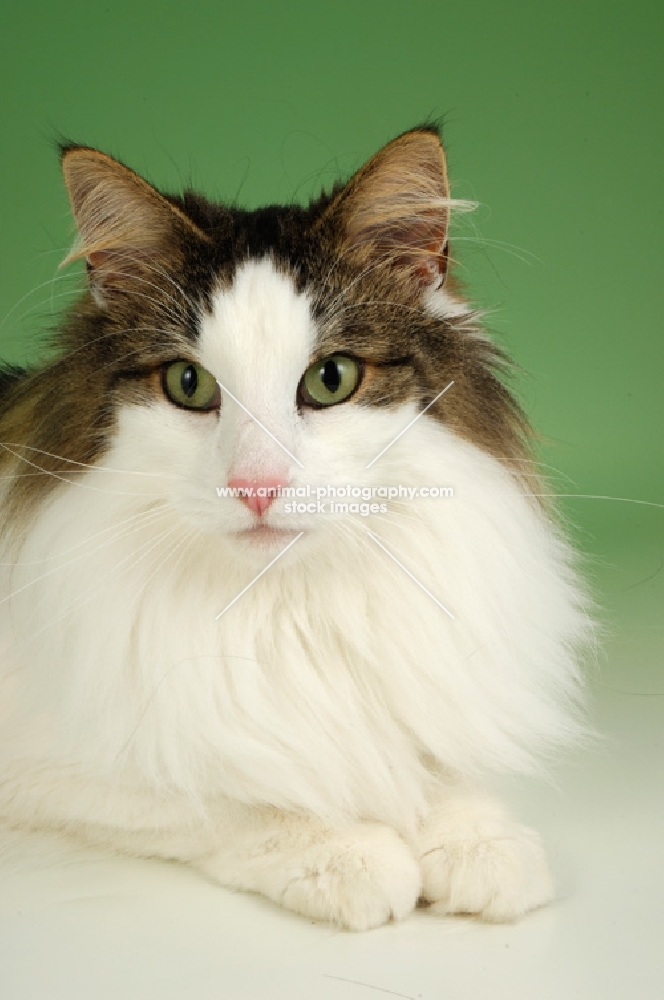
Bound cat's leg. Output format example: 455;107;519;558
413;788;554;922
193;803;421;931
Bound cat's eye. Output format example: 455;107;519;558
298;354;362;408
162;361;221;411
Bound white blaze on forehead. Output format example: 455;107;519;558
198;257;317;423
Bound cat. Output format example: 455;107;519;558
0;126;592;930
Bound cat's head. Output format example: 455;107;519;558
4;128;530;557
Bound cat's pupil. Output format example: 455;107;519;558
322;360;341;394
181;365;198;398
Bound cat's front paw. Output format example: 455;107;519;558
279;824;421;931
418;799;554;922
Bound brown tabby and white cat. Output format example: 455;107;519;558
0;128;590;929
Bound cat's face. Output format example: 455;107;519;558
110;253;442;557
1;129;529;555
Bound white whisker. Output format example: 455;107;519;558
9;516;182;657
0;442;188;488
2;505;172;609
0;502;168;567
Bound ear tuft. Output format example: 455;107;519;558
328;129;469;289
60;147;206;303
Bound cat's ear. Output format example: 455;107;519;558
324;128;453;289
60;145;207;304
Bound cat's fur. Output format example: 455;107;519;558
0;128;591;929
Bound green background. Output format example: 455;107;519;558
1;0;661;687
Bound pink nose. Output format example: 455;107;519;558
227;477;286;517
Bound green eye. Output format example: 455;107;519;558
162;361;221;411
298;354;362;408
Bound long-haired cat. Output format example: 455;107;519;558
0;127;591;930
